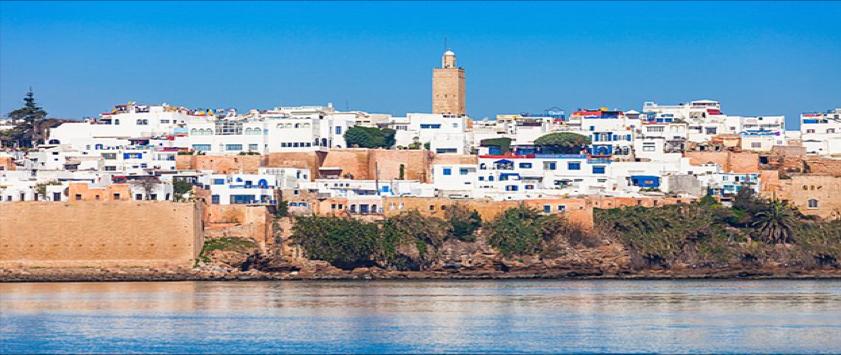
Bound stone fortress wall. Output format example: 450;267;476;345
0;201;203;268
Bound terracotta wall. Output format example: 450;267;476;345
685;151;760;173
0;201;203;268
588;196;697;209
382;196;594;229
203;205;272;248
773;175;841;220
176;155;261;174
320;149;430;182
0;156;15;171
262;151;326;179
67;183;131;202
804;158;841;177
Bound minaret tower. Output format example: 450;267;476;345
432;49;466;116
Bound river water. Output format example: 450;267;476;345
1;280;840;354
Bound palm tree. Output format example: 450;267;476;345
751;200;797;244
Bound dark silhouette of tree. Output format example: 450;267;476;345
6;89;48;148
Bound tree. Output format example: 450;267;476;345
343;126;395;149
486;205;562;257
751;200;798;244
445;204;482;241
172;178;193;202
533;132;591;154
133;176;160;200
6;89;48;148
291;216;380;269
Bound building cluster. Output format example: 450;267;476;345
2;50;840;221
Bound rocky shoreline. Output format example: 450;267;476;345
3;265;841;283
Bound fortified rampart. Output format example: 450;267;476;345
0;201;203;268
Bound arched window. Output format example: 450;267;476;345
808;199;819;208
190;128;198;135
294;123;301;128
321;138;328;146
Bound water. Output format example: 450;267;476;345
1;280;840;354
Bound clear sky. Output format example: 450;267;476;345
1;1;840;128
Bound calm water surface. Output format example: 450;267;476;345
1;280;840;354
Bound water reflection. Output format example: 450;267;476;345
1;280;840;353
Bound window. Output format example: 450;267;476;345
647;126;664;133
212;178;225;185
225;144;243;151
543;205;551;213
75;194;82;201
436;148;458;154
211;195;220;204
123;153;142;159
192;144;211;152
479;176;484;181
420;124;442;129
557;205;566;212
136;119;148;125
568;162;581;170
160;119;170;124
505;185;518;191
828;129;836;134
592;166;606;174
102;153;116;160
806;129;815;133
544;162;557;170
443;168;452;176
248;144;259;151
459;168;469;175
518;162;532;169
525;185;534;190
104;166;117;171
808;199;819;208
335;126;342;135
751;142;762;148
705;127;717;135
113;193;121;200
135;194;143;201
642;142;656;152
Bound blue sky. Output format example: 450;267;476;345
1;1;840;128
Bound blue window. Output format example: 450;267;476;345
420;124;442;129
525;185;534;190
231;195;255;204
489;176;495;181
557;205;566;212
225;144;242;151
443;168;452;176
545;162;557;170
381;185;390;193
248;144;259;151
518;163;532;169
211;195;220;204
212;178;225;185
568;162;581;170
626;134;632;141
192;144;211;152
505;185;518;191
543;205;551;213
123;153;142;159
593;166;606;174
479;176;484;181
335;126;342;135
459;168;469;175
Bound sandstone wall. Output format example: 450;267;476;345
320;149;370;179
805;158;841;177
0;201;203;268
685;151;759;173
382;196;594;229
262;151;326;179
0;156;15;171
319;149;430;182
774;175;841;220
177;155;261;174
204;205;272;248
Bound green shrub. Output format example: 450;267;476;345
291;216;380;269
486;205;564;257
445;204;482;242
